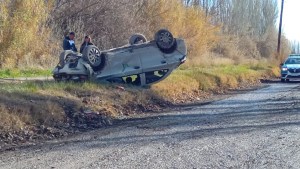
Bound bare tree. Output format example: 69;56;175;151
49;0;147;49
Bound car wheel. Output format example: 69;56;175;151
83;45;102;67
129;34;147;45
286;79;290;82
281;79;285;82
154;29;177;53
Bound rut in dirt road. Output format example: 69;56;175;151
1;83;300;169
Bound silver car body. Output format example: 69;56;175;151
53;38;187;86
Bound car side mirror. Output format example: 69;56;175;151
280;63;284;67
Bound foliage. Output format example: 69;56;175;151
0;0;54;68
142;0;219;57
49;0;146;50
0;0;291;69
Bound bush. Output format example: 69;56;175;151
142;0;219;58
0;0;53;68
0;0;291;69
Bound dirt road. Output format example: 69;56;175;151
1;83;300;169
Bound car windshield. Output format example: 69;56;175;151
285;58;300;64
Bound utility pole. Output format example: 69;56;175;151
277;0;284;57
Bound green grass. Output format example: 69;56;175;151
0;68;52;78
0;81;106;94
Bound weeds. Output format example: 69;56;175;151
0;69;51;78
0;81;164;132
0;61;279;136
153;63;277;102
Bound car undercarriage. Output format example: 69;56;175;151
53;29;187;86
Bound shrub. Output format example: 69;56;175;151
142;0;220;58
0;0;52;68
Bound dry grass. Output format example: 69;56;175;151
144;0;219;57
0;59;280;135
0;81;168;132
153;62;277;102
0;0;289;142
0;0;54;68
0;91;66;132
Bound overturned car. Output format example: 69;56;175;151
53;29;187;86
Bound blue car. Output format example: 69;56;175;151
281;54;300;82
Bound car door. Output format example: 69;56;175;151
108;46;142;77
138;44;167;72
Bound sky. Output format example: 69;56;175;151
281;0;300;41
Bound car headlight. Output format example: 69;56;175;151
282;67;288;71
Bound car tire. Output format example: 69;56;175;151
82;45;102;67
286;79;290;82
281;78;285;82
154;29;177;53
129;34;147;45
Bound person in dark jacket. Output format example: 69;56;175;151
63;32;78;52
80;35;94;53
59;32;78;68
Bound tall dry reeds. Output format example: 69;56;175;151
0;0;291;69
0;0;55;69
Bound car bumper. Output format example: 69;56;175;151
281;72;300;79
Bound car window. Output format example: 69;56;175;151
145;70;169;84
285;58;300;64
123;75;141;85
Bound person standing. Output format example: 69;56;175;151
59;32;78;68
80;35;94;53
63;32;78;52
